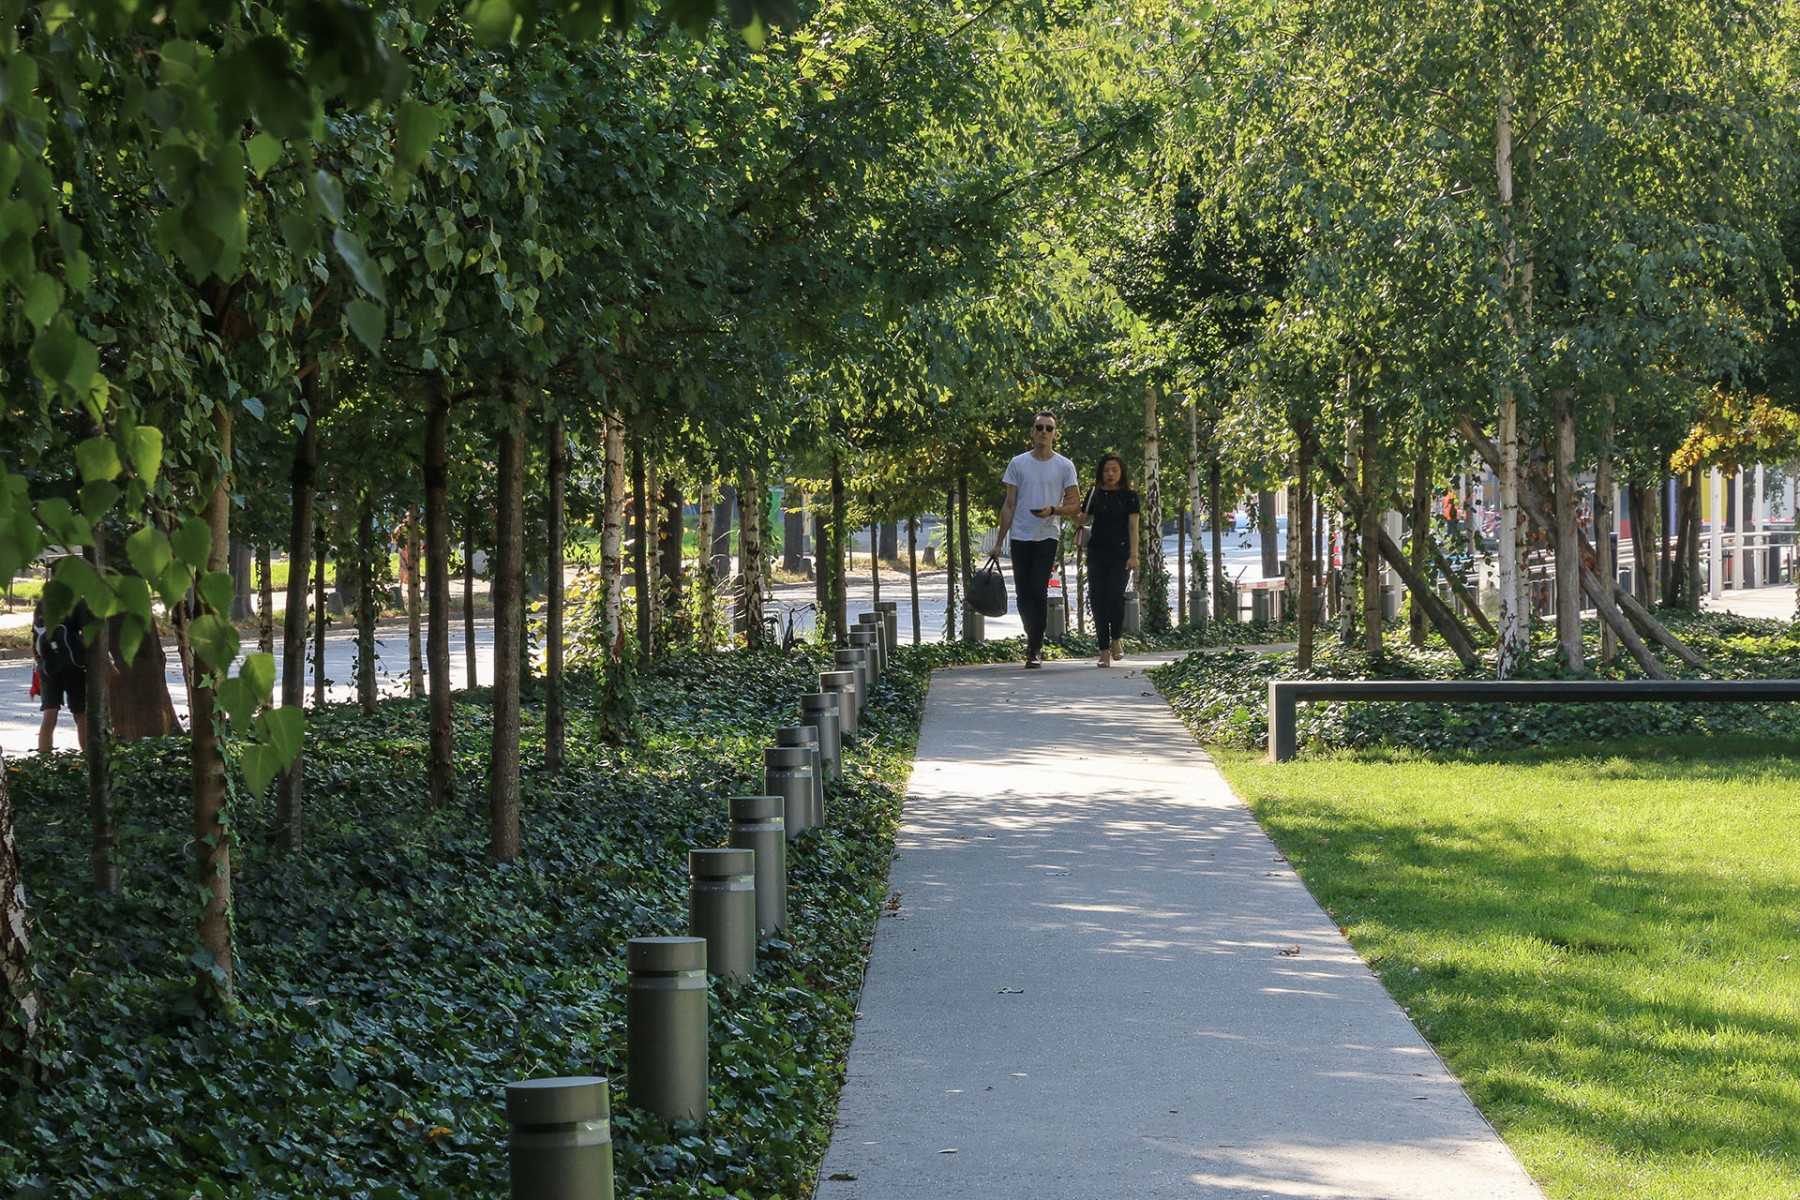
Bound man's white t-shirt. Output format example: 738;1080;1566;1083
1003;450;1078;543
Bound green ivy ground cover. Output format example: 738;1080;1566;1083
1152;612;1800;756
2;646;929;1199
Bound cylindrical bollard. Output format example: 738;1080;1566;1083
820;670;859;741
688;848;756;982
774;726;825;831
849;628;883;687
1123;590;1141;635
727;796;786;935
832;648;868;716
506;1076;614;1200
1046;594;1066;641
876;600;899;651
857;611;890;669
961;603;986;641
764;744;816;839
799;692;842;783
625;937;709;1125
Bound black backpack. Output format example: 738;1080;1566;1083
36;620;84;680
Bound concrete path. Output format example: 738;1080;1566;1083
817;653;1545;1200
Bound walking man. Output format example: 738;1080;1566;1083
32;602;89;754
994;411;1080;667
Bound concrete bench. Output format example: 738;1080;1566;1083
1267;678;1800;762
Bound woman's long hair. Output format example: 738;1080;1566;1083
1094;452;1132;491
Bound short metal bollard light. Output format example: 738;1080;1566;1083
849;628;883;686
832;648;869;716
625;937;709;1125
727;796;786;934
820;670;860;741
774;726;825;830
875;600;899;650
688;848;756;982
1123;590;1141;635
856;611;890;670
506;1075;614;1200
799;692;842;783
764;743;816;839
1046;594;1066;641
961;602;986;642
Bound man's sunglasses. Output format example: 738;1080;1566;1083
1034;423;1056;432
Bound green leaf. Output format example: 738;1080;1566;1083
126;425;164;485
34;497;84;543
197;569;235;616
345;299;386;355
465;0;520;46
30;322;99;394
77;481;120;522
310;169;345;224
261;704;305;764
332;228;385;302
171;516;212;570
23;272;61;327
51;553;102;608
394;100;445;173
216;675;258;731
239;652;276;699
189;613;240;673
125;525;174;581
239;743;281;798
246;132;284;178
75;435;122;483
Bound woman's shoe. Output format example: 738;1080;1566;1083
1098;652;1112;667
1110;640;1125;659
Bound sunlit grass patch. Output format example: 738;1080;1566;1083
1214;738;1800;1200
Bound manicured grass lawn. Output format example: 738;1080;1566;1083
1214;738;1800;1200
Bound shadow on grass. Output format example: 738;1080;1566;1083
1235;739;1800;1176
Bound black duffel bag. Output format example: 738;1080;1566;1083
967;552;1009;617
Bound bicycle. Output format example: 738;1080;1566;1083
762;602;816;651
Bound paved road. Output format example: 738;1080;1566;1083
817;654;1546;1199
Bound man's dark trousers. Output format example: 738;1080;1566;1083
1010;537;1057;659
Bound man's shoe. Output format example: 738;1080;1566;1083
1024;657;1042;669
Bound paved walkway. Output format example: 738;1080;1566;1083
817;652;1545;1200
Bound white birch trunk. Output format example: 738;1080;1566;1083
601;412;627;660
740;470;765;644
1141;383;1166;630
1495;85;1529;676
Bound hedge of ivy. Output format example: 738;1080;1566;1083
1151;610;1800;755
2;645;932;1199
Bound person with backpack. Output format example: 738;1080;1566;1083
32;601;89;753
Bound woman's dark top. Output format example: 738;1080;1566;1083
1082;486;1140;559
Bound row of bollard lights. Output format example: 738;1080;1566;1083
505;603;901;1200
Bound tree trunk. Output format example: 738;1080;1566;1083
312;516;327;707
0;753;41;1082
740;469;766;646
489;385;526;864
256;545;274;656
193;403;235;1009
1296;423;1316;670
697;479;719;649
1596;395;1617;665
356;493;377;716
1359;412;1383;656
813;503;829;622
1495;82;1532;677
956;472;973;603
831;461;848;640
106;613;179;741
1258;490;1279;580
463;520;478;687
276;372;321;850
1683;469;1703;610
425;381;455;808
783;504;805;575
711;484;735;580
406;505;423;698
84;537;116;895
1188;399;1204;624
633;446;652;660
229;538;253;621
1141;384;1169;631
1551;388;1583;670
907;516;921;644
659;477;682;615
1209;457;1228;621
1459;414;1688;676
602;413;627;658
1409;452;1430;648
1339;409;1360;647
1629;481;1656;607
545;417;566;772
944;489;959;640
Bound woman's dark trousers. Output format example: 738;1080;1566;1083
1009;537;1058;659
1089;553;1128;647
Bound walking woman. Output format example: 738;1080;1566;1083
1079;452;1140;667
